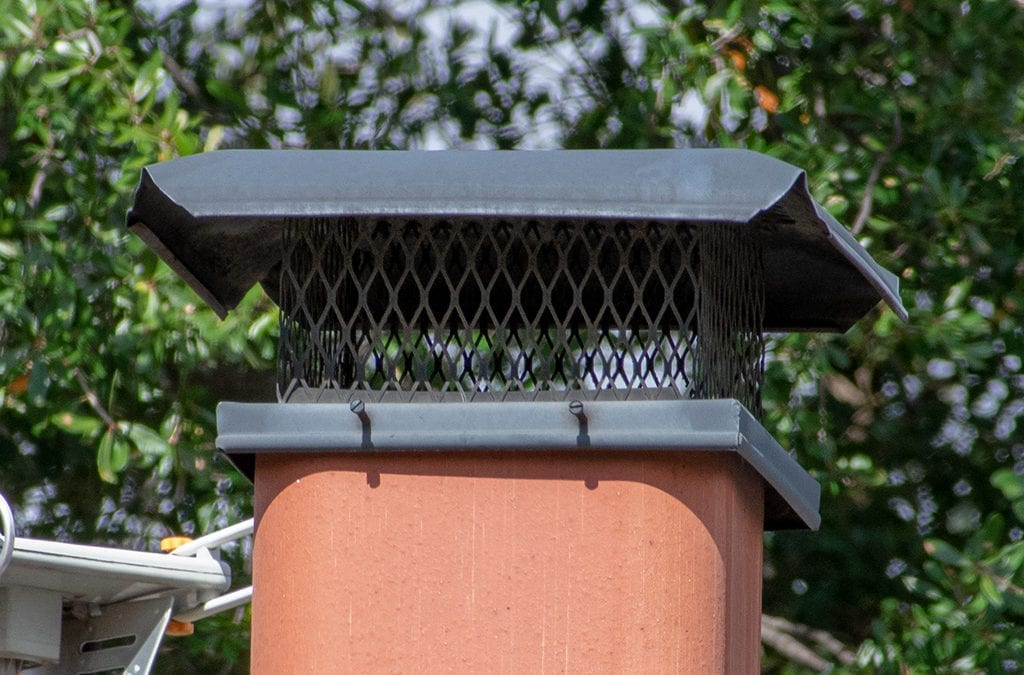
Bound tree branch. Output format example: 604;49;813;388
161;53;209;107
762;619;830;670
27;145;54;209
73;368;116;430
762;614;857;671
851;110;903;235
160;52;233;125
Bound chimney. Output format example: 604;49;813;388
129;149;905;672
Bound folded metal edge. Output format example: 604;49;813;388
130;221;229;319
126;150;905;327
216;398;820;530
811;195;908;322
127;168;231;318
735;405;822;530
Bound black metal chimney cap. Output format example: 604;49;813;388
126;149;906;331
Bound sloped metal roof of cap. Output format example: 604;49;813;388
126;149;907;331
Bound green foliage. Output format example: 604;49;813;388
859;513;1024;672
0;0;262;668
2;0;1023;670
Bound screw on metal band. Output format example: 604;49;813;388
350;399;370;421
569;400;591;447
349;399;373;447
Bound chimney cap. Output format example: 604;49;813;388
126;149;906;331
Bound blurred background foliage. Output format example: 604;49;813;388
1;0;1022;671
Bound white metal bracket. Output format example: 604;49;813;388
24;595;173;675
0;492;253;674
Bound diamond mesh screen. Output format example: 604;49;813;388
277;216;765;415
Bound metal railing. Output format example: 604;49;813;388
168;518;254;623
0;493;14;581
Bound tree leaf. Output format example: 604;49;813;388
50;412;102;436
27;360;49;403
992;469;1024;500
123;422;171;457
924;539;967;567
96;428;117;483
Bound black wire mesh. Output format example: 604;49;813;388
278;216;765;415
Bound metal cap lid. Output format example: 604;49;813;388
127;149;906;332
